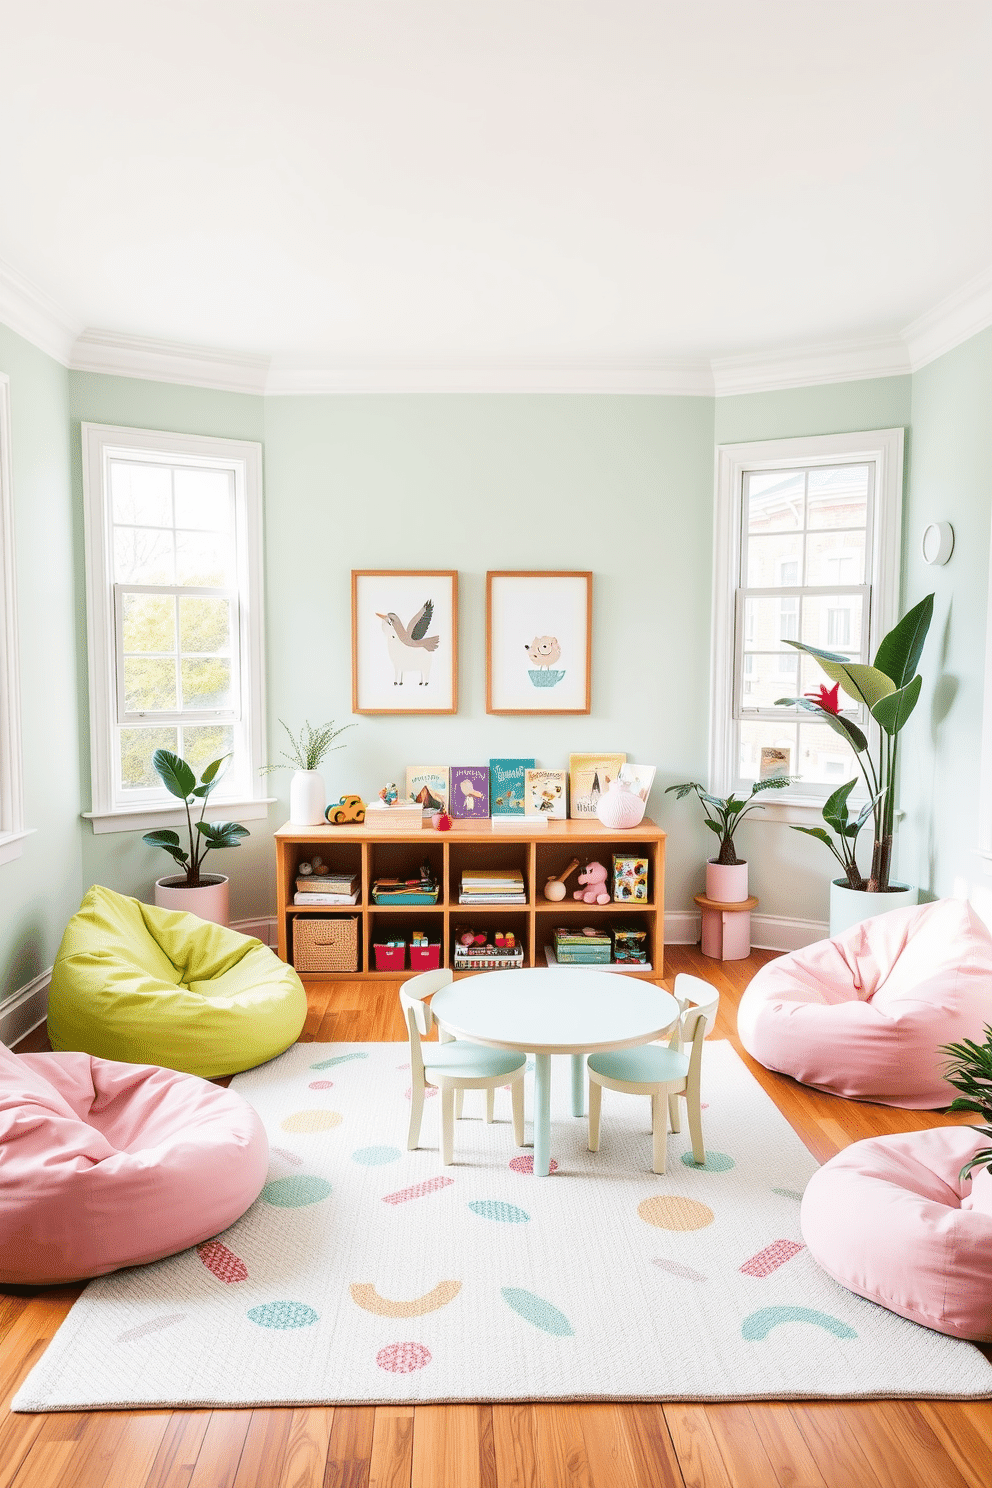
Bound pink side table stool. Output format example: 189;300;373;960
694;893;759;961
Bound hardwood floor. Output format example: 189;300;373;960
4;946;992;1487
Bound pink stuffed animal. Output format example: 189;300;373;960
573;862;610;905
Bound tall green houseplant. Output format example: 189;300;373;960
776;592;933;893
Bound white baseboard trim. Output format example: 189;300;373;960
751;913;828;952
236;915;277;948
0;967;52;1047
0;916;279;1050
665;910;827;953
664;912;702;945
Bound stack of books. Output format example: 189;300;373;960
371;869;439;905
458;868;526;905
552;927;612;965
294;871;359;906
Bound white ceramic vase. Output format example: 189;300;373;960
706;860;748;902
596;778;646;830
154;874;230;927
290;769;327;826
829;879;917;937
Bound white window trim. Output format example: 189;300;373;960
81;422;270;833
710;427;905;824
0;376;29;865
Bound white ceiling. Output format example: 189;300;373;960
1;2;991;388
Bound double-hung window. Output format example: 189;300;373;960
82;425;268;832
711;429;904;805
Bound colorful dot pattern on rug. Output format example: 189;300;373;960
14;1041;992;1412
247;1301;319;1330
261;1174;332;1207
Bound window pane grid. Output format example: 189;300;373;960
735;460;875;789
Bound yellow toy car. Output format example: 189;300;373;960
325;793;367;825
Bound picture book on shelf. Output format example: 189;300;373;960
489;758;535;815
405;766;450;813
618;763;656;804
449;765;490;818
524;768;567;819
568;752;627;818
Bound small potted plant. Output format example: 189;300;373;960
143;750;249;925
942;1028;992;1182
665;776;792;901
262;719;354;827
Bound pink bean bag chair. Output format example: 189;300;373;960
737;898;992;1108
0;1038;268;1286
801;1127;992;1340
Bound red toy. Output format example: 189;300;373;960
434;812;452;831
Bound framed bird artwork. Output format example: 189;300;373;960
351;571;458;713
486;571;592;714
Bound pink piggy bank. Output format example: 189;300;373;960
573;862;610;905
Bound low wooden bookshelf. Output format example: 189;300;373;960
274;816;666;982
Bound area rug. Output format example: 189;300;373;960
14;1040;992;1409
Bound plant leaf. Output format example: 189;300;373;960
195;821;250;848
199;754;232;789
665;782;700;800
775;696;868;753
141;829;182;849
783;644;896;709
873;593;934;687
702;818;723;836
152;749;196;800
821;779;858;832
790;825;839;848
871;673;923;736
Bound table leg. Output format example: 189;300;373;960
533;1053;552;1177
571;1053;586;1117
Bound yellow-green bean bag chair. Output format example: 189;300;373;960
48;885;307;1078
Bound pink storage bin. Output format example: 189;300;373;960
373;943;406;971
409;944;441;970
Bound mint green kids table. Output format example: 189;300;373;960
430;968;678;1176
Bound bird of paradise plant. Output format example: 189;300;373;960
775;593;933;893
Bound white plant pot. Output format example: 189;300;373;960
154;874;230;927
706;860;748;902
829;879;917;938
289;769;327;826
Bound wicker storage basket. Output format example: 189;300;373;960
293;915;358;973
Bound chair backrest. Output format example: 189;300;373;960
673;974;720;1040
398;968;454;1073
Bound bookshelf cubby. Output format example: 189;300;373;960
274;816;666;980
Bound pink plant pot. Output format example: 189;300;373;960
705;860;748;903
154;874;230;927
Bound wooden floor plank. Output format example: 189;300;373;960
230;1409;293;1488
324;1406;373;1488
142;1412;211;1488
282;1407;335;1488
185;1412;252;1488
661;1406;735;1488
6;947;992;1488
411;1406;493;1488
368;1407;413;1488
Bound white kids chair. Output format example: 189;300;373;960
401;969;527;1165
586;974;719;1174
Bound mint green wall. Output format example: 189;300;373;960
0;326;82;997
66;374;270;924
714;374;915;925
898;329;992;909
262;394;716;923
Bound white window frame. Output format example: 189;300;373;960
711;428;904;821
0;376;29;864
81;423;272;833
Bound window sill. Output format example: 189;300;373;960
0;828;36;865
82;798;277;835
746;798;905;827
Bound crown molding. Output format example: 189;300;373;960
901;264;992;372
711;335;911;397
263;362;715;396
3;257;992;396
69;329;271;395
0;256;80;366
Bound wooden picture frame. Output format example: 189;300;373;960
486;571;592;714
352;570;458;714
